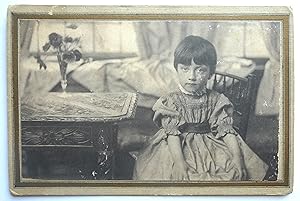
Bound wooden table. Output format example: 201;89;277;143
21;92;137;180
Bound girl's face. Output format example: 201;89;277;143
177;59;210;94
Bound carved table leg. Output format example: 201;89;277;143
91;123;118;180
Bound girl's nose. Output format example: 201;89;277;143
188;70;196;81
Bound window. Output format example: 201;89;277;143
29;20;139;59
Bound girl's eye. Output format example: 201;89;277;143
196;68;207;73
181;67;189;72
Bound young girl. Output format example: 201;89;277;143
133;35;268;181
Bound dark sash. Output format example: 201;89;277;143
179;122;211;134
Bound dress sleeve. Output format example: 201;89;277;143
209;93;238;139
152;95;186;137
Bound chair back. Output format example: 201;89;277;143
212;71;256;139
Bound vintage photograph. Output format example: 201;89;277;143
7;6;293;195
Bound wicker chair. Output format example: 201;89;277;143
212;71;256;140
212;71;278;180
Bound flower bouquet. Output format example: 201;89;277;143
36;32;82;93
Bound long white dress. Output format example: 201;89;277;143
133;89;268;181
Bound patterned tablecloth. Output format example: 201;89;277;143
21;92;137;122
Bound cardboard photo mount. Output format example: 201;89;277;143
7;5;293;196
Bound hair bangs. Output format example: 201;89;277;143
174;35;217;74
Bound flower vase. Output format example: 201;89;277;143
60;79;67;93
59;61;68;93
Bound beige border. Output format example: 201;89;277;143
7;5;294;196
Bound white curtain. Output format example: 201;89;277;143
134;21;219;60
255;22;281;116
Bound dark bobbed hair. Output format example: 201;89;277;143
174;35;217;75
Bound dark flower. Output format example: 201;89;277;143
36;32;83;74
73;49;82;61
64;36;73;43
48;32;63;48
42;42;51;52
62;51;76;63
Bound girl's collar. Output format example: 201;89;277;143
178;84;207;97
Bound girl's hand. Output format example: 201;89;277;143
232;156;247;180
172;162;189;180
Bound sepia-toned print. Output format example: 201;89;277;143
7;6;293;195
